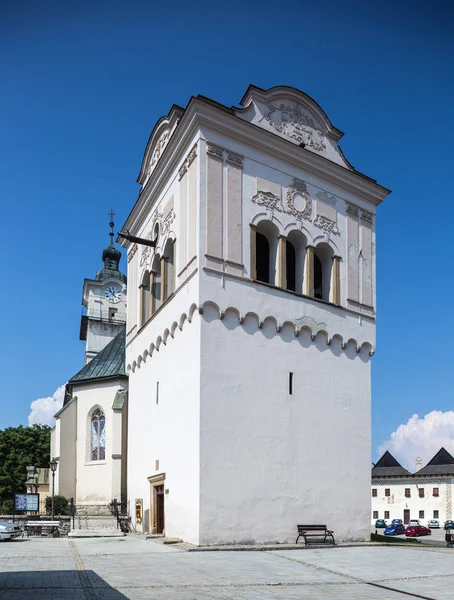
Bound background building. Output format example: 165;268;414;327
371;448;454;525
51;224;128;515
122;84;390;544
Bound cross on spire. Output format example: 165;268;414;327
108;209;115;243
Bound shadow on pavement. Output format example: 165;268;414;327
0;569;128;599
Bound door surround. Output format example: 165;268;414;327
147;473;166;535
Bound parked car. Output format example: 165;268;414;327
384;524;405;536
405;525;431;537
0;521;22;541
409;519;420;526
428;520;440;528
444;520;454;530
375;519;387;528
391;519;403;526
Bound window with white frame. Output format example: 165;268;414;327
373;511;378;519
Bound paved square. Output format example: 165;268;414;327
0;536;452;598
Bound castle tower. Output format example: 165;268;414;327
120;85;390;544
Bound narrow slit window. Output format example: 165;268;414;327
156;381;159;405
289;372;293;395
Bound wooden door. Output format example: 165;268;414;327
156;485;165;534
404;509;410;524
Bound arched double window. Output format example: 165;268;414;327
91;409;106;461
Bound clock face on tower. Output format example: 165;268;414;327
105;286;122;303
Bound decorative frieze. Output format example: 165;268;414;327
206;141;224;160
206;142;243;167
251;191;283;211
226;151;243;167
314;215;340;235
346;202;359;216
361;210;373;223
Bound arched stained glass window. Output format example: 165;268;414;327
91;409;106;461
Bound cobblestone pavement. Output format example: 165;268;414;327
0;536;453;599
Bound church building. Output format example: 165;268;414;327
121;84;390;544
51;223;128;515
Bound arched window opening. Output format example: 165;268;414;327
314;255;323;299
140;271;151;326
91;409;106;461
286;241;296;292
151;256;162;314
313;243;334;302
287;230;306;294
256;233;270;283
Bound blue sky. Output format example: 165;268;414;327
1;0;453;464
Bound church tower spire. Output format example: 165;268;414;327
80;211;127;364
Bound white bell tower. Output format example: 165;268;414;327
80;214;127;364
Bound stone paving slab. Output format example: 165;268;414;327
0;537;452;598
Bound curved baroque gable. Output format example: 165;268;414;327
235;85;352;169
138;105;185;185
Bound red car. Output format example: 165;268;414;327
405;525;431;537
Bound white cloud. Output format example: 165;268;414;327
28;384;66;426
378;411;454;471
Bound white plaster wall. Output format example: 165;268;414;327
55;400;77;500
126;299;201;544
74;379;126;508
199;305;372;544
371;480;452;526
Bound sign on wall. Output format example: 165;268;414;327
15;493;39;512
135;498;143;524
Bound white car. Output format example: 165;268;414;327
428;519;440;528
0;521;22;541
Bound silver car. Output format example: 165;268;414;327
0;521;22;541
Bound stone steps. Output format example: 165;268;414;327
69;515;125;538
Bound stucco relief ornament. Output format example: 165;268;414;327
260;104;327;152
314;215;340;235
148;130;170;175
140;245;151;267
286;178;312;222
251;191;283;211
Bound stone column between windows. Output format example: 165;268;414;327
139;284;146;326
161;256;167;303
277;235;287;289
150;272;155;316
250;225;257;280
304;245;315;297
330;255;341;304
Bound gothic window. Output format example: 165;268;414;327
286;240;296;292
91;409;106;461
256;233;270;283
140;271;151;326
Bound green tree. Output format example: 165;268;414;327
0;424;51;502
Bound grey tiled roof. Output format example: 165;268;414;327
417;448;454;476
371;451;412;477
69;328;126;384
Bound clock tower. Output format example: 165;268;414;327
80;217;127;364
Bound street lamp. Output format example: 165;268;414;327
49;458;58;521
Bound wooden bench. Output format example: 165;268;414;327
296;524;335;546
24;521;60;538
